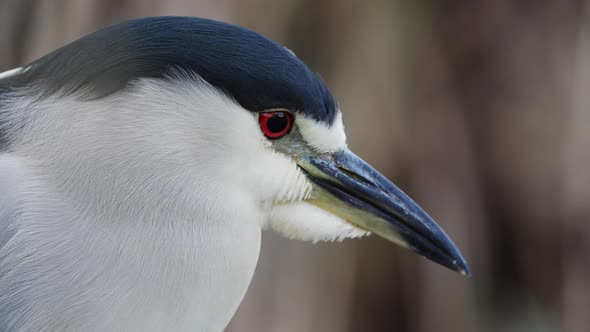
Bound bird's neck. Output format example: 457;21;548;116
3;87;264;330
6;157;262;330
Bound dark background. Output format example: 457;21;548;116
1;1;588;331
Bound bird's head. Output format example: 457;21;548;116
5;17;469;275
242;102;471;276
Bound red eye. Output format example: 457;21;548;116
259;111;293;139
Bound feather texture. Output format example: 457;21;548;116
0;76;356;331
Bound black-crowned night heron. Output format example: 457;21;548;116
0;16;469;331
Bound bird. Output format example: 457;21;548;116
0;16;469;331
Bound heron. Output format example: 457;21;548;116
0;16;469;331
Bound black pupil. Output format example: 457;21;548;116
267;113;288;133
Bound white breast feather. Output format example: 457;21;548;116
0;78;266;331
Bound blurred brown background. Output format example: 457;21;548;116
1;1;588;331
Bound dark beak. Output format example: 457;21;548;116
298;149;470;275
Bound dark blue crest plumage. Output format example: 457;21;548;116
0;16;337;124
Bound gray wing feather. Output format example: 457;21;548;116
0;67;24;152
0;155;24;249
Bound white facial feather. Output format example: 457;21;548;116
297;111;347;153
0;75;359;331
269;202;368;243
